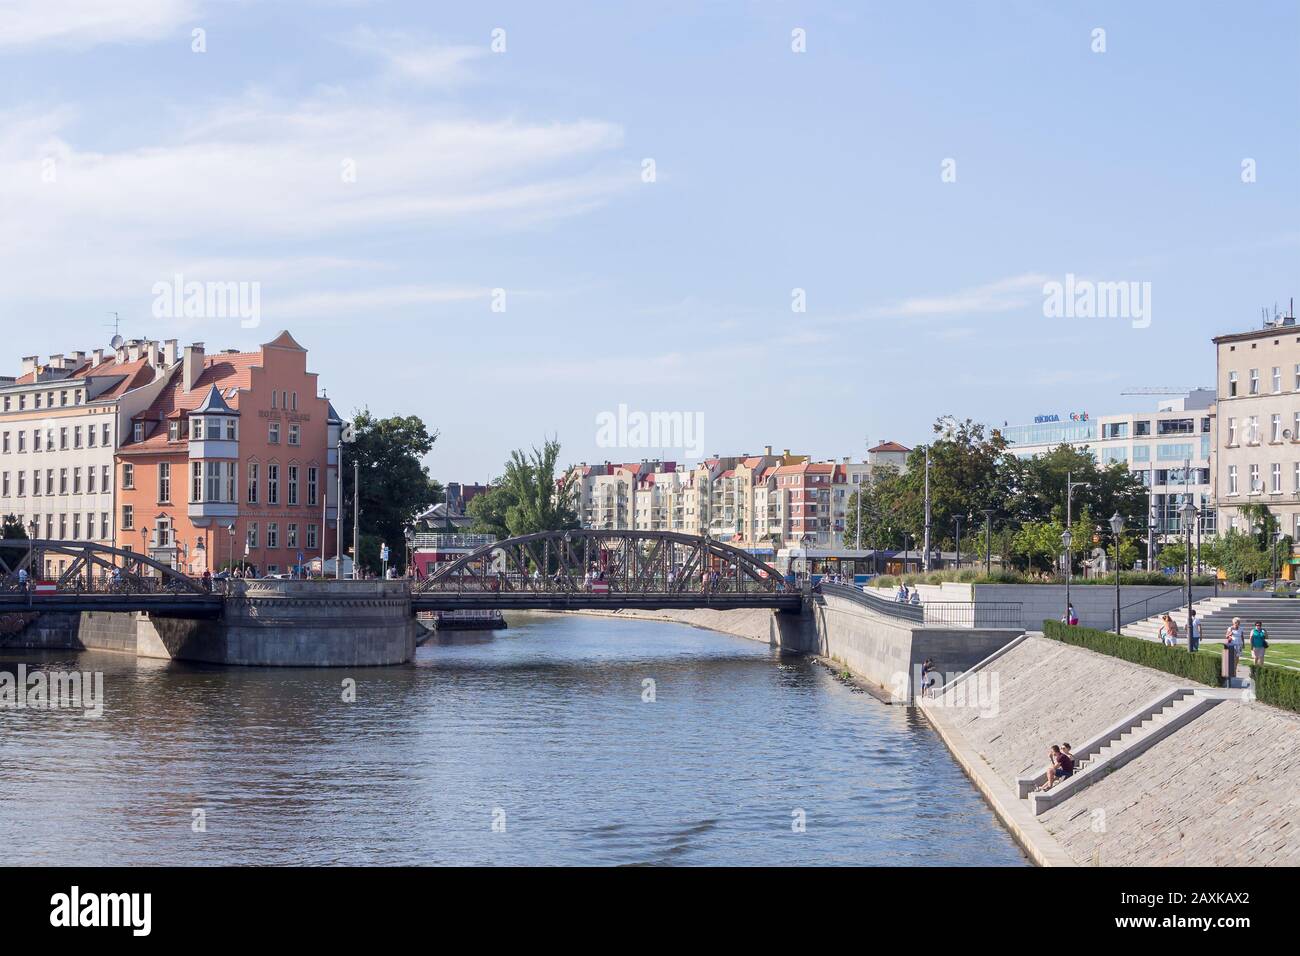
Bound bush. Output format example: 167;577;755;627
1249;663;1300;714
1041;619;1223;686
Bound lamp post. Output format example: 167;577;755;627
1061;529;1073;622
27;519;37;602
1109;512;1124;634
1181;501;1197;646
954;515;962;572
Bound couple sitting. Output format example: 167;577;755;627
1034;744;1075;791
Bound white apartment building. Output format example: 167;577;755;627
1213;315;1300;546
0;340;178;559
999;390;1217;545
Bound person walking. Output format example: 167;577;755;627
1188;608;1202;652
1224;617;1244;676
1250;620;1269;666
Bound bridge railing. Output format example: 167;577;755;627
420;570;785;596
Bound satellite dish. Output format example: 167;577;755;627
110;334;124;349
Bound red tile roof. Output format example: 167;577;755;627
119;353;261;455
869;441;911;453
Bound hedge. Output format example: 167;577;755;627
1041;619;1223;686
1249;664;1300;714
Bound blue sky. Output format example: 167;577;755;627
2;0;1297;480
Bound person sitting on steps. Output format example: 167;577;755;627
1035;745;1074;791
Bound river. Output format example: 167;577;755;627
0;613;1026;865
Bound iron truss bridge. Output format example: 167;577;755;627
411;529;803;613
0;539;223;614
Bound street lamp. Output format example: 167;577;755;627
1061;529;1073;622
27;519;37;595
1181;501;1197;648
1109;512;1124;634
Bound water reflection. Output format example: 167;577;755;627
0;613;1026;866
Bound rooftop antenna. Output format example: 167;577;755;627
106;311;125;348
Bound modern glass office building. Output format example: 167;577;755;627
997;390;1217;545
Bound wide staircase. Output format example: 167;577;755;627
1125;595;1300;642
1017;688;1224;815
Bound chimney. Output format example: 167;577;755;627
764;445;772;456
49;353;64;370
92;349;104;366
71;351;86;367
127;341;141;363
20;356;37;377
183;343;205;392
164;339;180;365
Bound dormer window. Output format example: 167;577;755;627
168;421;179;442
133;422;144;443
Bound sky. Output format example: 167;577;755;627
1;0;1297;481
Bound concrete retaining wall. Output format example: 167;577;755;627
812;590;1021;700
868;583;1216;631
555;605;816;652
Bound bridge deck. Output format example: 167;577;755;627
0;594;225;616
411;592;804;613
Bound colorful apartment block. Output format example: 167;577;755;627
115;331;340;575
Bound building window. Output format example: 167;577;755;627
192;462;203;502
87;468;96;494
1;472;8;497
268;464;280;505
247;463;259;504
88;426;96;448
306;524;318;549
59;427;67;450
1250;463;1260;493
133;422;144;443
1272;414;1282;443
226;463;237;503
102;423;111;446
207;462;221;502
122;504;134;530
288;423;300;446
169;420;179;442
32;470;41;496
1227;418;1237;445
225;419;237;441
308;466;318;506
247;522;259;551
266;522;279;549
287;523;298;550
1;432;7;454
72;514;81;540
102;465;110;492
1272;462;1282;493
73;467;82;495
192;418;203;440
100;513;109;539
58;468;67;495
17;432;24;453
74;426;82;448
287;465;298;505
33;430;41;453
269;422;280;445
1273;367;1282;393
1249;368;1259;394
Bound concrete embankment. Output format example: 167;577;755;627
540;605;816;650
921;633;1300;866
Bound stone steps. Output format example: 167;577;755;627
1125;594;1300;643
1024;690;1222;815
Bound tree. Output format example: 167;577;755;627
470;438;581;540
1012;519;1065;575
341;409;443;574
1;515;28;539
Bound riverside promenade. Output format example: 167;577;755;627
920;632;1300;866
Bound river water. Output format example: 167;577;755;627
0;613;1026;866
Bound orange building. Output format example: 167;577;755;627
115;331;340;575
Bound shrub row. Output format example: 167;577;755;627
1041;619;1223;687
869;570;1216;588
1249;664;1300;714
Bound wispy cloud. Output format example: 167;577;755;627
877;273;1050;318
0;0;196;49
343;27;487;85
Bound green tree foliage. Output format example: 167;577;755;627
341;409;443;574
470;438;580;539
1;514;29;539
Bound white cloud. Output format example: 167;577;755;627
882;273;1050;318
0;94;632;320
0;0;196;49
344;27;487;85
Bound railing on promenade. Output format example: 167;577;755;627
817;581;1021;629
